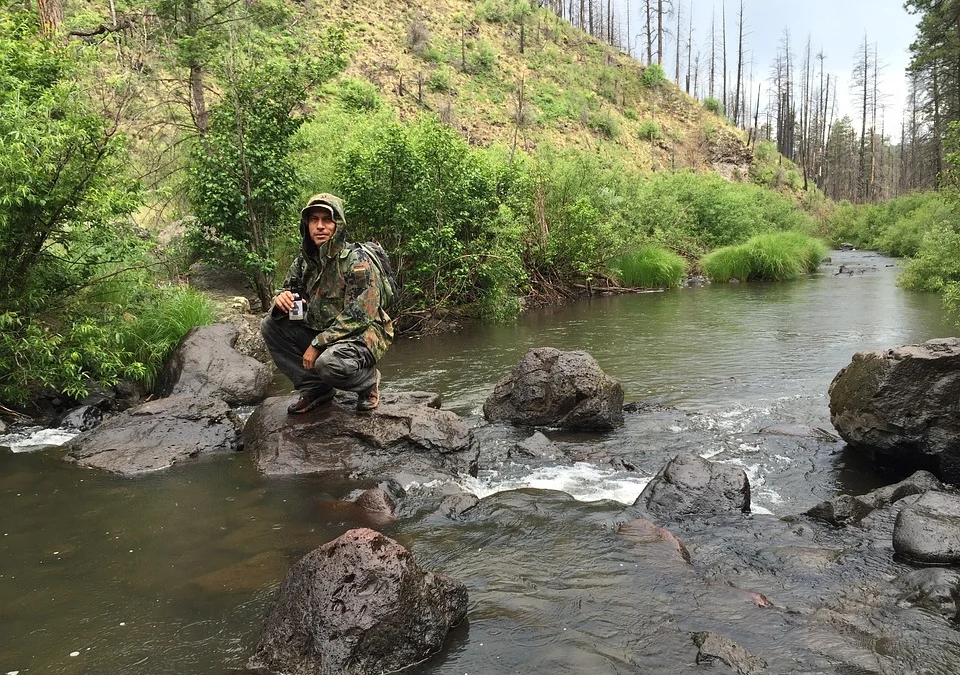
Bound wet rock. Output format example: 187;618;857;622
159;323;271;405
0;418;6;434
895;568;960;617
829;338;960;483
893;491;960;564
66;395;239;474
231;313;271;364
806;470;943;526
112;379;148;411
636;453;750;517
57;405;102;432
622;400;678;413
79;384;116;410
619;518;691;563
249;528;467;675
435;493;480;520
483;348;624;430
692;631;767;674
352;485;401;523
510;431;562;460
246;395;478;482
758;424;839;442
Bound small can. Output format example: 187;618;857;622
289;294;305;321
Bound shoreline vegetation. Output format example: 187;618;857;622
2;1;960;415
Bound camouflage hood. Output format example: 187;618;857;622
299;193;348;259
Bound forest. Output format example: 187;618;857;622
2;0;960;411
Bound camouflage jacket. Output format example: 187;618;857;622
278;194;394;361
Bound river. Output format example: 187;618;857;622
1;250;957;674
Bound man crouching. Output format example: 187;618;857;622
261;193;393;413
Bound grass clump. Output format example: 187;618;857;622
702;232;828;282
637;120;661;141
641;63;666;88
609;246;686;288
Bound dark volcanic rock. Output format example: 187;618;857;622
829;338;960;483
483;348;624;430
510;431;562;460
636;453;751;517
246;395;478;481
58;405;103;432
66;395;239;474
806;470;943;526
249;528;467;675
159;323;271;405
893;491;960;564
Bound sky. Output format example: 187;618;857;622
613;0;920;131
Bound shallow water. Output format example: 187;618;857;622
1;250;957;674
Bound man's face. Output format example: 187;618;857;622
307;208;336;246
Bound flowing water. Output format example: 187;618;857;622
1;250;957;674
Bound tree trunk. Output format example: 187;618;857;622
656;0;663;65
733;0;744;126
37;0;63;37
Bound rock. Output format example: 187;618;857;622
159;323;271;405
829;338;960;482
352;484;402;523
510;431;562;460
806;470;943;526
79;384;116;410
619;518;691;563
895;568;960;617
112;379;148;411
57;405;102;432
66;395;239;474
483;348;624;430
758;424;839;442
231;313;271;364
249;528;467;675
691;631;767;675
893;491;960;564
635;453;750;517
246;395;478;481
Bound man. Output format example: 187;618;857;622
261;193;393;413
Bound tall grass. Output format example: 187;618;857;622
609;245;686;288
702;232;828;282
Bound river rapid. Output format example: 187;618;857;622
2;250;959;674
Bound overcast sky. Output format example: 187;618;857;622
614;0;919;130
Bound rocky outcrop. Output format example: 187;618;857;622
806;470;943;526
483;348;624;430
893;491;960;564
159;323;271;404
246;393;478;481
67;323;268;474
635;453;750;517
249;528;467;675
829;338;960;483
691;631;767;675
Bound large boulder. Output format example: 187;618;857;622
893;491;960;564
829;338;960;482
246;393;478;481
249;528;468;675
66;395;239;474
159;323;271;405
635;453;751;517
483;348;624;430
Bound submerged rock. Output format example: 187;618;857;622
893;491;960;564
249;528;467;675
635;453;751;517
806;470;943;526
692;631;767;674
829;338;960;483
510;431;562;460
246;394;478;482
483;347;624;430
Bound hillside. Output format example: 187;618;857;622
315;0;752;180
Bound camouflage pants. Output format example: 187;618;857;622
260;315;378;397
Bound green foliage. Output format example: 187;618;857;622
702;232;828;282
637;120;661;141
609;246;686;288
899;222;960;292
188;34;346;309
641;63;666;88
426;67;453;93
336;78;381;111
704;96;724;115
587;109;619;138
466;39;498;73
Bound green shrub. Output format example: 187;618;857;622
427;67;453;93
641;63;666;88
700;246;753;283
637;120;661;141
704;96;724;115
466;39;497;73
337;78;381;111
701;232;828;282
609;246;686;288
474;0;510;22
623;108;638;121
587;110;618;138
899;223;960;292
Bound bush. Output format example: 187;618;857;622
701;232;828;282
899;222;960;292
407;19;430;55
587;110;618;138
466;39;498;73
426;67;453;93
704;96;724;115
609;246;686;288
641;63;666;88
637;120;661;141
337;78;381;111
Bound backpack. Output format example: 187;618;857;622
353;241;399;311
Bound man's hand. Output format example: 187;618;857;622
274;290;295;313
302;344;321;371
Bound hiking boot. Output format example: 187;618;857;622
287;389;335;414
356;370;381;412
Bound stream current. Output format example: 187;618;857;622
2;250;958;674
